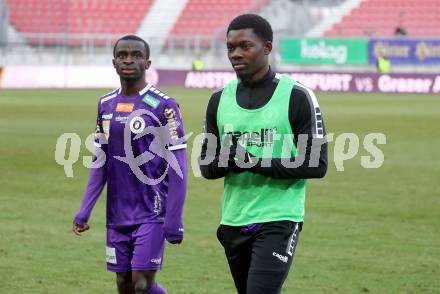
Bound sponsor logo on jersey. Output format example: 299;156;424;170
164;108;179;140
142;95;160;109
225;127;277;147
272;251;288;263
150;258;162;265
106;247;117;264
153;194;162;214
129;116;145;134
102;113;113;120
116;103;134;113
115;116;128;124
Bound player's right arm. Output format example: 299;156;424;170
232;83;328;179
199;91;237;179
72;105;108;236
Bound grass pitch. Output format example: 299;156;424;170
0;88;439;293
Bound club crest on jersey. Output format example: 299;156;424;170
129;116;145;134
114;108;187;186
102;120;110;139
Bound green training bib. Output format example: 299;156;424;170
217;75;306;226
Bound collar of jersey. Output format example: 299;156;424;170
239;68;274;87
116;83;152;98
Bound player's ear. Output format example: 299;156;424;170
264;41;272;55
145;59;151;70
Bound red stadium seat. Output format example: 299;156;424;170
324;0;440;37
167;0;262;48
5;0;153;46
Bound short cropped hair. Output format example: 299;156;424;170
227;14;273;42
113;35;150;58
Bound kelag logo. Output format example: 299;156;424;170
281;38;368;65
300;40;347;64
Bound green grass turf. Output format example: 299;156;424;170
0;88;439;293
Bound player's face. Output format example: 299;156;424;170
113;40;151;81
227;28;271;81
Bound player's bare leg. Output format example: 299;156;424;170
116;272;134;294
132;270;163;294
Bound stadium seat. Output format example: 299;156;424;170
324;0;440;37
5;0;154;46
167;0;263;48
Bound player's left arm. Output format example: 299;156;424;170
73;106;108;235
238;84;328;179
160;99;188;244
165;149;187;244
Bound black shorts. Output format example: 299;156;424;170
217;221;301;294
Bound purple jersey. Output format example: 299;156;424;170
75;84;187;229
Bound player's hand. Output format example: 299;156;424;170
167;239;183;245
73;223;90;236
163;224;184;245
230;143;256;172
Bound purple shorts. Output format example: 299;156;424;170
106;223;165;272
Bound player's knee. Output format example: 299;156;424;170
247;271;286;294
132;275;152;294
116;272;132;289
134;281;148;294
132;271;156;294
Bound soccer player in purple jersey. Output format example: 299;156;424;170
72;35;187;294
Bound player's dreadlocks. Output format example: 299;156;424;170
227;14;273;43
113;35;150;58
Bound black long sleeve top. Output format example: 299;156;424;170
199;69;328;180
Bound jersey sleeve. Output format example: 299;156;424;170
94;108;104;148
160;99;187;151
93;103;108;162
159;99;188;241
198;90;233;179
73;103;107;225
248;83;328;179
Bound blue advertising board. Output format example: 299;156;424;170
369;38;440;65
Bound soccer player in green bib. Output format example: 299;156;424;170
199;14;328;293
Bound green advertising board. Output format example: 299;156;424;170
281;38;368;65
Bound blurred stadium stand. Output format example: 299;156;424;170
166;0;267;48
0;0;438;71
0;0;341;69
324;0;440;37
5;0;153;45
